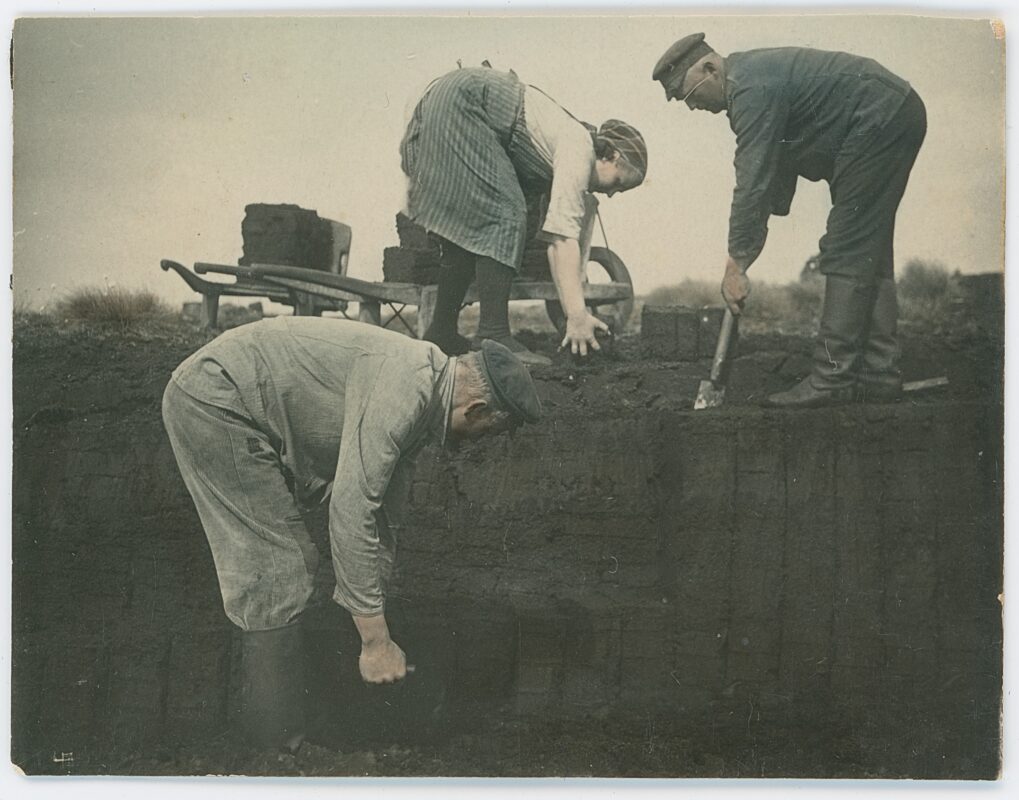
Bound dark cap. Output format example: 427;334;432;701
652;33;713;99
478;339;541;424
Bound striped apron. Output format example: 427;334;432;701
400;68;556;272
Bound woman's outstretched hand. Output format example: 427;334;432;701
561;311;610;357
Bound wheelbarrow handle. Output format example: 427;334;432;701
194;262;259;279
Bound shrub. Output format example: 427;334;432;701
53;286;176;329
641;259;959;337
898;259;954;325
749;281;822;334
641;277;822;336
643;279;720;309
899;258;951;300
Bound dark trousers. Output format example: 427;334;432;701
429;236;515;341
818;91;927;282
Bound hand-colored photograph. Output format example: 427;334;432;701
8;11;1005;783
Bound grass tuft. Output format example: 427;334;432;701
53;286;176;329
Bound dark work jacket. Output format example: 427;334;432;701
724;47;912;261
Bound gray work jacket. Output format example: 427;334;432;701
724;47;912;261
171;316;456;616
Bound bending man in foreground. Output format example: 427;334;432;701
162;317;540;750
653;34;926;407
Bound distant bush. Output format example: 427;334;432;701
899;258;952;300
641;277;822;336
640;259;957;337
749;281;822;333
897;259;954;325
53;286;176;329
644;279;720;309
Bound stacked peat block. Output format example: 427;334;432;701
641;305;726;360
238;203;340;272
385;207;552;284
383;213;444;284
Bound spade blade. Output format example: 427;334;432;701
694;379;726;410
693;308;738;410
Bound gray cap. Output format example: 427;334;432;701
478;339;541;424
652;33;713;99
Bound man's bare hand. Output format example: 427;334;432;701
352;613;407;684
721;258;751;316
359;638;407;684
561;311;609;357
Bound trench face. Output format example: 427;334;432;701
10;321;1003;777
380;408;1002;763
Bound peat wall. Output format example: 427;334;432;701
387;405;1001;777
10;327;1002;777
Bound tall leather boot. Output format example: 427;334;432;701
855;278;902;403
473;257;551;367
423;244;475;356
766;275;876;408
239;621;307;753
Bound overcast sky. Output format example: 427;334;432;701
11;14;1005;309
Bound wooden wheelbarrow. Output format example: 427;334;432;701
164;247;636;338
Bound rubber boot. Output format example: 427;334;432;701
239;621;307;753
473;257;551;367
766;275;875;408
855;278;903;403
423;243;475;356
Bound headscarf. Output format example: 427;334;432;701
587;119;648;181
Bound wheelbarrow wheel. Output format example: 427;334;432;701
545;247;634;337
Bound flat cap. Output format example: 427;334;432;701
652;33;713;98
478;339;541;424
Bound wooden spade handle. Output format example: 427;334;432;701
710;309;738;383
